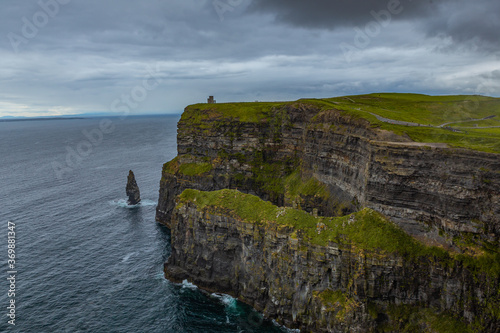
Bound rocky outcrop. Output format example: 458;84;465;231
157;102;500;332
156;103;499;245
165;190;499;332
126;170;141;205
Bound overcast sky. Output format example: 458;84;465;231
1;0;499;117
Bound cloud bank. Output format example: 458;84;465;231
0;0;498;116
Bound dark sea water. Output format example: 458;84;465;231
0;116;292;333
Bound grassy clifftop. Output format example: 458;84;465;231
178;189;499;279
181;93;500;153
178;188;432;253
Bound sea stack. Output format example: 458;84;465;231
126;170;141;205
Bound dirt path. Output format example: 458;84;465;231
357;108;499;129
367;112;424;127
437;115;497;128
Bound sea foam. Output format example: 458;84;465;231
181;280;198;290
109;199;157;209
211;293;237;307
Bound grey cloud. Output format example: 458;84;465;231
248;0;500;49
424;1;500;49
248;0;441;29
0;0;498;117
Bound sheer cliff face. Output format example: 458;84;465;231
157;104;500;244
165;192;499;332
165;203;372;332
157;103;499;332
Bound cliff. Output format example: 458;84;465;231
157;101;499;244
157;96;500;332
165;189;499;332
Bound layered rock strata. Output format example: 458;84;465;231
157;102;500;332
165;189;499;332
157;103;499;244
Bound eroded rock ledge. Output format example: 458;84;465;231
157;101;500;332
157;103;499;245
165;189;499;332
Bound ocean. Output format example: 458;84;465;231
0;116;292;333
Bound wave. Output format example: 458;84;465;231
121;252;137;262
109;199;157;209
181;279;198;290
273;320;300;332
210;293;237;308
94;165;112;170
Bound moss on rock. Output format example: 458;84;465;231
177;189;499;280
162;156;213;177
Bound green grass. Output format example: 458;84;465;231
450;119;500;128
285;170;330;199
179;162;212;176
313;93;500;153
177;189;499;328
181;102;286;125
314;289;360;321
178;189;499;277
389;125;500;153
180;93;500;153
324;93;500;125
162;156;179;174
316;289;357;309
250;161;291;196
379;304;473;333
162;156;213;177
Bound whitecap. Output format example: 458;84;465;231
139;199;157;206
211;293;237;307
272;319;300;332
109;199;157;209
109;199;138;208
181;280;198;290
121;252;136;262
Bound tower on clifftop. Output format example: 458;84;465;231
207;96;216;104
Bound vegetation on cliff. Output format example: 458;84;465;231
177;189;499;278
177;189;386;250
378;304;474;333
174;188;499;331
180;101;283;125
162;152;339;214
181;93;500;153
162;155;213;177
159;93;499;332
